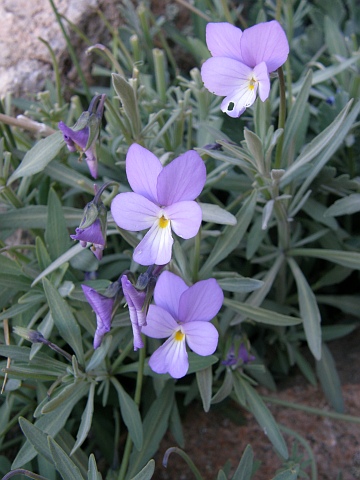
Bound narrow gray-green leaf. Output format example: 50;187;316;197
7;131;64;184
240;377;288;459
272;465;300;480
126;382;174;479
112;73;141;137
281;101;352;184
324;194;360;217
0;206;83;230
71;382;96;455
316;343;344;413
287;258;322;360
225;299;302;326
43;277;84;364
87;454;102;480
45;188;72;260
32;242;86;286
200;203;237;225
232;444;254;480
244;128;264;173
211;368;233;404
18;417;53;465
196;366;212;412
130;459;155;480
288;248;360;269
200;190;257;277
48;437;85;480
283;69;312;159
111;378;143;451
217;277;263;293
41;381;89;415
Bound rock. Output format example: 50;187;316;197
0;0;120;98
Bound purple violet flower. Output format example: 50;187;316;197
201;20;289;117
142;271;223;379
82;284;117;349
111;144;206;266
222;343;255;366
71;218;106;261
121;274;146;351
70;184;108;261
58;94;106;178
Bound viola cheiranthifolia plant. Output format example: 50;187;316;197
2;4;360;479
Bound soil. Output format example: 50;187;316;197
155;328;360;480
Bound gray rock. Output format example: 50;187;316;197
0;0;120;98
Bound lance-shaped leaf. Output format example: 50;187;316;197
200;203;237;225
71;382;96;455
324;194;360;217
7;132;64;184
217;276;263;293
232;444;254;480
287;258;322;360
87;454;102;480
200;189;257;277
288;248;360;270
111;378;143;452
129;459;155;480
225;299;302;326
43;277;84;364
239;376;288;459
316;343;344;413
196;366;213;413
112;73;141;138
48;436;84;480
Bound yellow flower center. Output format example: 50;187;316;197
174;330;185;341
158;215;170;229
249;77;257;91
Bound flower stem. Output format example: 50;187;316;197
163;447;203;480
192;227;201;283
274;66;287;169
111;338;134;373
117;339;145;480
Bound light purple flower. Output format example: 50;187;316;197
82;284;116;349
121;274;146;351
71;218;105;261
201;20;289;117
142;271;223;379
111;144;206;266
222;343;255;366
58;94;106;178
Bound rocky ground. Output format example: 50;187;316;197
156;328;360;479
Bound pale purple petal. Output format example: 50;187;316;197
82;285;113;349
85;145;98;179
111;192;160;231
142;304;178;338
130;318;144;351
70;219;105;247
165;201;202;239
183;321;219;356
126;143;163;204
178;278;223;323
133;221;173;266
254;62;270;101
148;333;188;378
240;20;289;72
156;150;206;206
201;57;254;96
121;275;147;326
206;22;243;60
58;122;88;150
153;271;188;320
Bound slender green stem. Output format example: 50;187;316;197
1;470;48;480
192;227;201;283
262;395;360;423
38;38;62;107
274;66;287;169
275;0;282;22
117;339;146;480
163;447;203;480
47;0;91;101
111;338;134;373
